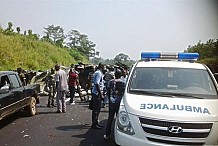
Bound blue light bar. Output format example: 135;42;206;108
178;53;199;60
141;52;161;59
141;52;199;60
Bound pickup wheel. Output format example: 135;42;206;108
25;97;37;116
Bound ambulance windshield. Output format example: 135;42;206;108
128;67;217;99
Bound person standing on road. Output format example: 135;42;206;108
87;65;95;100
68;66;80;105
55;64;68;113
46;68;56;107
103;69;126;140
91;63;105;129
103;65;115;106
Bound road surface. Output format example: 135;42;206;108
0;95;117;146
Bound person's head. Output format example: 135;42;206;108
122;68;128;77
50;68;55;74
98;63;105;71
55;64;60;71
107;65;114;72
90;65;95;72
17;67;22;74
77;65;84;73
115;69;122;79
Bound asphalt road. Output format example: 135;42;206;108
0;95;117;146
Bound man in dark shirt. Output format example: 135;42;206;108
103;69;126;140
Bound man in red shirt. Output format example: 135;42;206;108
68;67;79;105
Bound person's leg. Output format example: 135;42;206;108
77;85;84;101
115;104;120;116
92;93;101;127
96;94;102;123
61;90;66;112
69;86;73;103
105;104;116;136
47;90;51;107
51;85;55;106
56;90;62;112
72;86;75;103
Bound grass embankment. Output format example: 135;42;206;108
0;33;89;71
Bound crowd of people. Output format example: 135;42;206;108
16;62;129;141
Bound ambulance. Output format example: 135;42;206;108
114;52;218;146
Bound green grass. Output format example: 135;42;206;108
0;33;89;71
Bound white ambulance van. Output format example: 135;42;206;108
114;52;218;146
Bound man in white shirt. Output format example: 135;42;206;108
55;64;68;113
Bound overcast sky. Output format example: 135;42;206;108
0;0;218;60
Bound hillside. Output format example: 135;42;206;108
0;33;89;71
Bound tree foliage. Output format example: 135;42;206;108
184;39;218;65
0;32;88;70
66;30;96;57
114;53;130;62
43;25;65;46
0;22;90;71
67;30;80;48
16;27;21;34
4;22;14;35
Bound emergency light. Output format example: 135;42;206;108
141;52;199;60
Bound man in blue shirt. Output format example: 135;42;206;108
91;63;105;129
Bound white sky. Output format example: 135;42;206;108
0;0;218;60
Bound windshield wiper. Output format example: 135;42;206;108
129;89;167;97
160;92;204;99
129;89;203;99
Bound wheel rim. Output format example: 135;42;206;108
31;99;36;114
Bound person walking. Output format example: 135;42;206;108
54;64;68;113
103;69;126;140
68;67;79;105
91;63;105;129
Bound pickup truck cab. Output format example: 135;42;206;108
0;71;40;120
114;52;218;146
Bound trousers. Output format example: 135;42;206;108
91;93;101;126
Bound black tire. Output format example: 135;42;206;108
24;97;37;116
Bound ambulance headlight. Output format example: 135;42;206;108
117;105;135;135
119;111;130;126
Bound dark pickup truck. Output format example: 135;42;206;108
0;71;40;120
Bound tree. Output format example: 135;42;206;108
4;22;14;35
67;30;80;48
66;30;96;57
28;29;33;36
55;38;64;48
79;34;90;55
16;27;21;34
184;39;218;66
43;25;65;45
41;32;53;43
27;29;39;40
114;53;130;62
